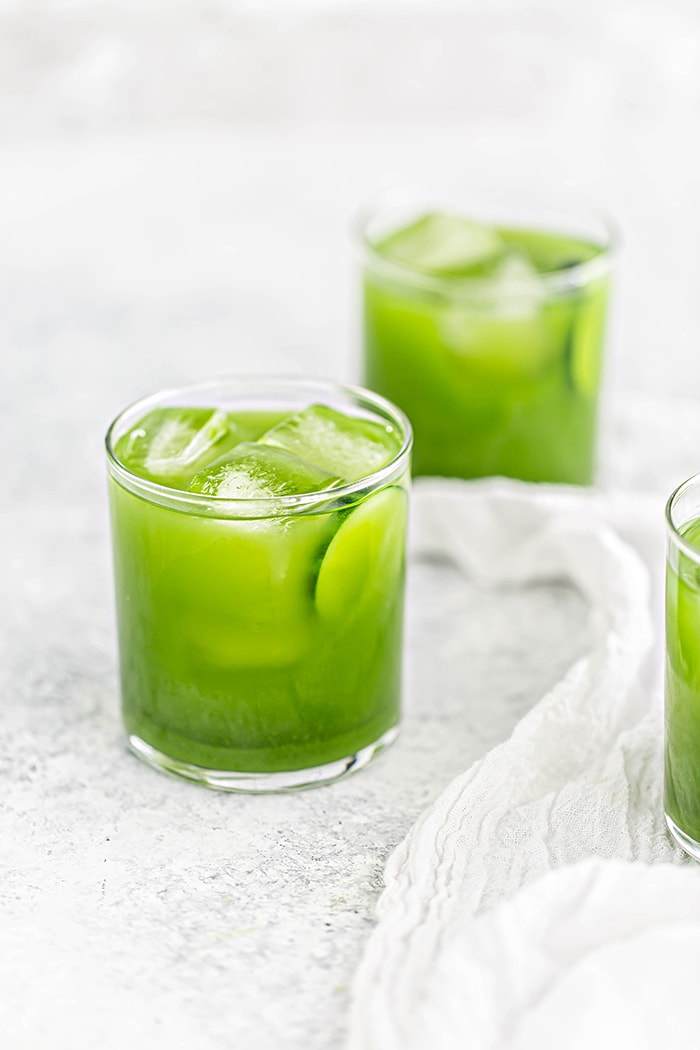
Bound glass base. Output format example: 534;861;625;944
665;812;700;862
126;726;399;793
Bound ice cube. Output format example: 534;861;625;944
259;404;401;483
487;253;546;306
115;407;236;486
164;523;323;673
498;226;601;275
441;252;552;381
376;213;504;276
188;442;344;499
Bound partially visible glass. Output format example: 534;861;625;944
358;189;615;484
665;474;700;858
105;377;412;792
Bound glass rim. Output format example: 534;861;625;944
666;472;700;565
354;185;618;297
105;374;413;519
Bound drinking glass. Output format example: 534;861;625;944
665;473;700;857
106;377;412;791
359;190;615;484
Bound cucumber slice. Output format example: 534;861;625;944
569;282;608;397
315;487;407;622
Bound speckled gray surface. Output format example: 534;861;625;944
2;496;590;1049
3;2;700;1044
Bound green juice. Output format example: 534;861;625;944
665;516;700;843
363;211;611;484
106;386;410;789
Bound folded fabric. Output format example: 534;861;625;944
376;858;700;1050
348;478;683;1050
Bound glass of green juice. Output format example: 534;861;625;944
105;377;412;791
665;474;700;858
359;191;615;484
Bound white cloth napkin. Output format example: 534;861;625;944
348;478;688;1050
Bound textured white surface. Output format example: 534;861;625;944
2;498;594;1049
3;2;700;1047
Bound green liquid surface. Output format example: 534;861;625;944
109;403;408;775
364;213;610;484
666;516;700;840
